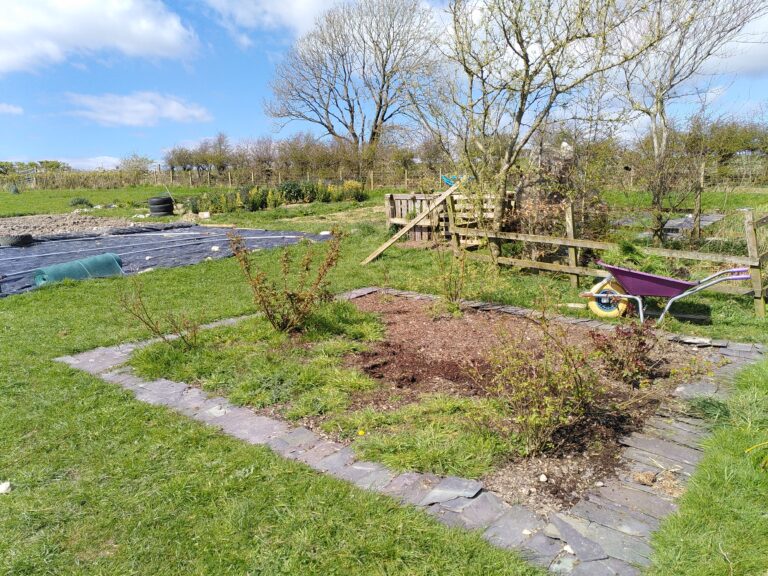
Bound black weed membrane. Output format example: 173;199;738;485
0;223;326;296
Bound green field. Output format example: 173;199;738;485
1;186;767;574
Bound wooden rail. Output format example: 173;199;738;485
451;208;765;316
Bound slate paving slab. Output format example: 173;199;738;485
550;515;608;562
316;446;356;474
571;498;659;538
297;441;343;468
434;492;509;531
484;506;544;549
554;514;652;567
419;476;483;506
593;483;677;520
382;472;441;505
521;532;563;566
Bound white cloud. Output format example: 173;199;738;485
0;0;196;74
203;0;338;44
0;103;23;115
68;92;212;127
61;156;122;170
701;14;768;76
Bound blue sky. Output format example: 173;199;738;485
1;0;767;170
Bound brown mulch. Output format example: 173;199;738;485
338;292;701;513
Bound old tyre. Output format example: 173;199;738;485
0;234;33;247
148;196;174;206
149;206;174;216
587;280;628;319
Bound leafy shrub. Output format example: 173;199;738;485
343;179;367;201
249;187;268;211
69;197;93;208
184;195;200;214
317;184;332;203
300;181;317;203
229;231;344;333
279;181;303;203
267;188;285;209
590;323;660;388
480;311;600;454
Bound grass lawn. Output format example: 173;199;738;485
0;185;213;218
602;186;768;213
2;187;768;573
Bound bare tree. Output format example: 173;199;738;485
266;0;435;176
617;0;768;240
412;0;656;252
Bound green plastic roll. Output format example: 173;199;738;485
34;253;124;287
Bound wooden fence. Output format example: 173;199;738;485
447;207;766;316
375;191;767;316
385;191;513;240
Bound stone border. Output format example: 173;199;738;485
55;287;763;576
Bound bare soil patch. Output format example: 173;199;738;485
341;293;702;513
0;214;134;236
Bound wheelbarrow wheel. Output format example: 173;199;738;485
587;280;629;319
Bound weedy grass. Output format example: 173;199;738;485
324;395;518;478
131;301;382;419
649;361;768;576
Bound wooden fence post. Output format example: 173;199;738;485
386;194;396;227
744;210;765;317
565;203;579;288
405;169;408;190
228;171;232;188
188;171;192;187
446;194;460;254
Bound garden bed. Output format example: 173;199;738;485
130;292;709;515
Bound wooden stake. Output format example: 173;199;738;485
744;210;765;317
565;203;579;288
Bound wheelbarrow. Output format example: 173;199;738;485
580;260;751;323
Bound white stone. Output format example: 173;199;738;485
319;231;332;235
563;545;575;555
595;481;604;487
0;481;11;494
522;529;532;536
539;474;548;483
211;245;220;252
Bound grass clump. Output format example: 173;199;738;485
324;395;517;478
130;301;381;420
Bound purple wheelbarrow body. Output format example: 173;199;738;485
588;261;751;323
597;261;695;297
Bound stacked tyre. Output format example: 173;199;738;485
148;196;174;217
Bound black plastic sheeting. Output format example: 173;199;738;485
0;223;326;296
